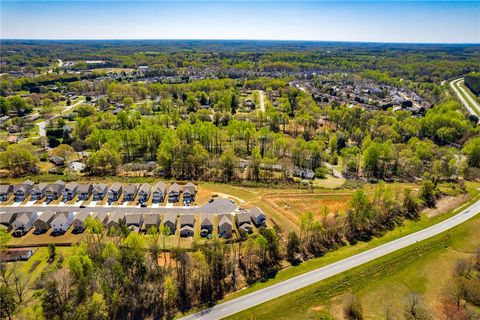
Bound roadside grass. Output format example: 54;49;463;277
452;79;480;116
216;182;480;305
459;81;480;105
225;213;480;320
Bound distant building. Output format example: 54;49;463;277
62;182;78;201
72;211;91;233
93;184;109;201
77;184;93;201
163;213;177;235
0;184;13;201
108;183;122;201
51;212;74;234
218;214;233;238
168;183;181;203
249;206;266;227
13;180;34;201
30;183;48;200
12;212;38;236
152;182;167;203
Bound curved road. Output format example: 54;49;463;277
37;99;84;137
182;198;480;320
450;78;480;118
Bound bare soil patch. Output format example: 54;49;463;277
424;194;470;217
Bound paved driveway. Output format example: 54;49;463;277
0;198;237;216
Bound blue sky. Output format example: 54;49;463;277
1;1;479;43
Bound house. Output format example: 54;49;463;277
249;206;266;227
123;184;139;202
152;182;167;203
49;156;65;167
125;213;144;232
45;180;65;201
168;183;181;203
30;183;47;200
12;212;38;236
182;182;197;204
0;212;18;228
108;182;123;201
93;211;108;225
0;249;33;262
200;213;213;237
144;213;160;232
180;225;194;237
162;213;177;234
77;184;94;201
72;211;91;233
106;212;126;230
138;183;151;203
0;185;13;201
51;212;74;234
13;180;34;201
93;183;109;201
62;182;78;201
69;161;85;172
238;223;253;234
218;214;233;238
293;167;315;180
180;214;195;228
235;211;253;234
34;212;56;233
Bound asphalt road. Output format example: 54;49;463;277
181;198;480;320
37;99;84;137
450;78;480;118
1;198;237;216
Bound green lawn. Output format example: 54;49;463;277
215;184;480;306
454;80;480;116
225;209;480;320
459;81;480;105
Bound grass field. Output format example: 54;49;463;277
459;81;480;105
204;181;480;306
453;79;480;116
225;208;480;320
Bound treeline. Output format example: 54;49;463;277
3;83;480;184
286;181;445;264
2;41;479;85
465;72;480;96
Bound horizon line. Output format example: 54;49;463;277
1;38;480;45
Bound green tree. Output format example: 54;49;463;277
286;231;302;265
219;148;237;182
0;284;17;320
419;179;437;207
0;146;37;176
462;137;480;168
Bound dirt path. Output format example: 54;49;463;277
212;192;246;204
258;90;265;112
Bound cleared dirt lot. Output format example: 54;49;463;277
264;193;351;226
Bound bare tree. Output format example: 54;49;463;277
404;293;431;320
344;293;364;320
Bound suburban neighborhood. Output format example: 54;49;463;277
0;5;479;318
1;180;267;242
